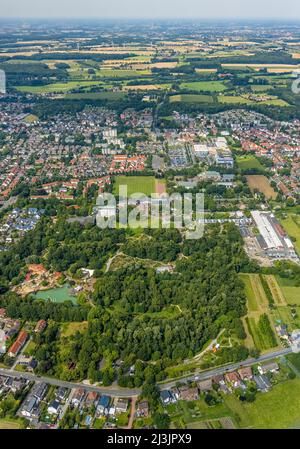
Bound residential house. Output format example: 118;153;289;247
55;387;69;402
35;320;47;334
20;396;40;419
160;390;172;405
225;372;242;389
178;386;199;401
8;330;28;357
96;395;111;416
85;391;99;408
197;379;213;393
71;388;86;408
136;401;149;418
258;362;279;375
238;367;253;382
115;398;128;414
47;400;61;415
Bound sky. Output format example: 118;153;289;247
0;0;300;20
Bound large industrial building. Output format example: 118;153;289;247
251;210;299;261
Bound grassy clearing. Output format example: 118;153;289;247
246;175;277;200
237;155;264;172
113;176;156;196
60;322;88;338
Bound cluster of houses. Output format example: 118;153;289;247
160;362;281;406
0;207;44;250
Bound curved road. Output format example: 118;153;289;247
0;347;292;397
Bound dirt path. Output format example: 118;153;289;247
126;397;137;429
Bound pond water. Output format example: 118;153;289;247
34;285;77;305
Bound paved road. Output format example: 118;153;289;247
0;368;140;398
160;347;293;389
0;347;292;397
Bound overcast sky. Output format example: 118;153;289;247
0;0;300;20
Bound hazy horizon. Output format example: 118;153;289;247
1;0;300;20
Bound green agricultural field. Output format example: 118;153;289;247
96;69;151;78
219;95;289;106
180;81;226;92
65;91;125;100
276;276;300;306
15;80;103;94
245;315;277;351
169;94;214;103
236;155;264;172
240;274;259;312
113;176;156;196
279;213;300;256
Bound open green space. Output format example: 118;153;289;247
169;94;214;103
276;275;300;305
279;213;300;256
65;91;126;100
245;315;277;351
15;80;103;94
180;81;226;92
169;379;300;428
240;274;259;312
113;176;156;196
236;155;264;172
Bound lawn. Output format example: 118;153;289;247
237;155;264;172
180;81;226;92
113;176;156;196
226;379;300;428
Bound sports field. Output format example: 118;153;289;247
113;176;157;196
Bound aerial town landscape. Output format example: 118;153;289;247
0;4;300;435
